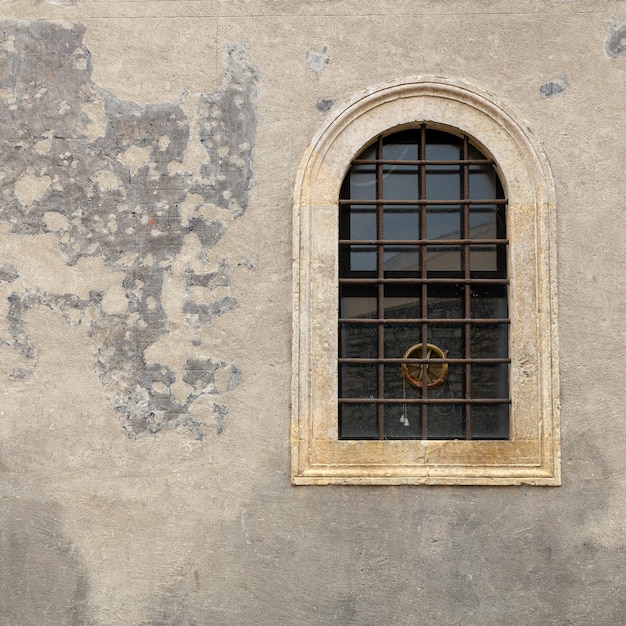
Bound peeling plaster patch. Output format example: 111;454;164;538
0;264;18;283
117;145;152;177
182;357;237;394
316;98;335;112
100;283;128;315
14;172;51;206
197;44;259;218
606;21;626;58
93;170;119;191
183;297;237;328
213;403;228;434
307;46;329;74
185;259;232;290
540;74;569;98
0;21;259;439
34;138;52;154
43;211;70;232
81;97;107;141
187;217;225;247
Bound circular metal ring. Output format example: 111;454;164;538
401;343;448;389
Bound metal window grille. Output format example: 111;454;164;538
338;126;510;440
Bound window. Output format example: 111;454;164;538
339;127;509;441
292;79;560;485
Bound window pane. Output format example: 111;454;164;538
471;404;509;439
427;243;461;271
384;363;405;400
340;323;378;359
384;244;420;271
470;292;507;319
384;403;422;439
470;244;498;271
349;206;376;239
426;205;461;241
469;205;497;238
469;162;497;199
427;293;463;319
470;324;508;359
471;364;509;399
427;323;464;360
339;404;378;439
426;403;465;439
340;296;377;319
383;141;418;161
384;324;417;362
350;171;376;201
382;163;418;201
349;245;376;271
425;142;461;201
340;364;377;399
383;206;419;240
384;293;420;319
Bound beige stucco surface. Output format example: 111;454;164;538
0;1;624;624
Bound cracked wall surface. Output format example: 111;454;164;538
0;21;258;438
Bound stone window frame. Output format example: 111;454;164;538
291;78;560;485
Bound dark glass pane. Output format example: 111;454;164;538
382;141;418;161
384;244;420;271
471;364;509;399
427;402;465;439
435;363;465;401
349;245;376;271
383;205;419;240
426;205;461;241
470;244;497;271
350;163;376;200
340;364;377;399
382;163;418;201
384;362;405;400
469;161;497;199
427;323;464;360
469;205;497;238
470;324;508;359
383;324;419;363
425;142;461;201
349;206;376;240
470;292;507;319
427;243;461;271
340;296;377;319
339;404;378;439
340;323;378;359
425;139;461;162
471;404;509;439
427;293;463;319
384;403;422;439
384;292;420;319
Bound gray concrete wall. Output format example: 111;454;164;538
0;2;624;624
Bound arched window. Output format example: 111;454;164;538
292;79;560;485
339;126;509;441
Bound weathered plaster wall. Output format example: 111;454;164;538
0;1;625;625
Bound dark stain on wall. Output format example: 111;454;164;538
0;498;92;624
316;98;335;112
0;263;18;282
540;74;569;98
0;21;259;438
605;21;626;58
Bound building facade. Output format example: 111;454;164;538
0;1;624;624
